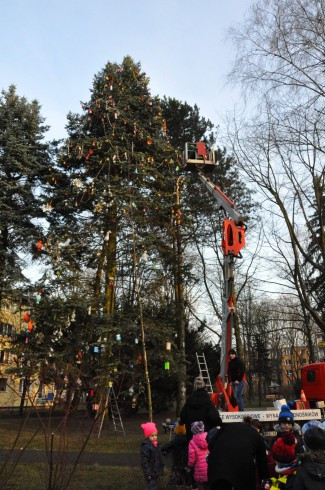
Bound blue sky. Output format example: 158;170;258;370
1;0;253;140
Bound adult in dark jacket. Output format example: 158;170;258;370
227;348;246;411
293;426;325;490
208;422;269;490
161;423;191;487
179;376;222;443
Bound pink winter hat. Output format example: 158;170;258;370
141;422;158;438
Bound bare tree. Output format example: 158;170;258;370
227;0;325;334
228;0;325;105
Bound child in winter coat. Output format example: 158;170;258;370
140;422;164;489
161;422;192;487
188;421;209;490
294;426;325;489
271;405;304;455
269;431;297;489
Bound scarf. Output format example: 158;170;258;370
275;459;297;475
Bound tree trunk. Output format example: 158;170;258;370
257;373;262;407
175;218;187;416
232;287;243;358
173;177;187;416
302;308;316;363
19;377;29;416
0;226;9;305
104;205;117;316
132;230;153;421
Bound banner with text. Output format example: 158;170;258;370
220;409;321;423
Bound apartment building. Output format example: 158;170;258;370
281;346;309;386
316;332;325;362
0;298;52;408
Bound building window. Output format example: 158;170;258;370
284;349;291;356
0;323;14;337
0;378;7;392
286;370;292;377
302;358;307;365
285;359;291;365
0;350;10;364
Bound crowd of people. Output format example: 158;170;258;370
139;375;325;490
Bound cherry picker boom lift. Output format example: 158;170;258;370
184;142;322;424
184;142;246;412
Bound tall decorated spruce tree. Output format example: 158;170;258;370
25;62;254;417
42;57;177;417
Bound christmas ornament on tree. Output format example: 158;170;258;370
35;292;42;304
42;202;53;212
72;178;83;188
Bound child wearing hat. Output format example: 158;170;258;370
294;425;325;489
301;419;323;436
271;405;304;455
270;431;297;489
188;421;209;490
161;422;191;487
140;422;164;489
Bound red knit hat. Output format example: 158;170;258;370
141;422;158;438
272;431;296;463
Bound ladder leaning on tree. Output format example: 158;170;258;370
196;352;214;395
108;385;125;436
97;385;125;438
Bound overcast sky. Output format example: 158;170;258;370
1;0;253;140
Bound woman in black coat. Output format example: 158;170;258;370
208;422;269;490
179;376;222;443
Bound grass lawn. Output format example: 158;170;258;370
0;411;172;452
0;410;174;489
1;463;173;489
1;463;172;489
